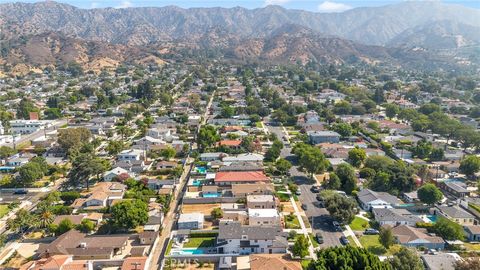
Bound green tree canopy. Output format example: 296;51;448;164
417;184;443;205
308;246;391;270
110;199;149;231
325;193;357;224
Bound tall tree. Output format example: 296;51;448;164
110;200;148;231
417;184;443;205
379;226;395;249
335;163;357;194
325;193;357;224
292;235;309;259
388;247;424;270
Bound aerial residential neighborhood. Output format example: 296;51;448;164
1;1;480;270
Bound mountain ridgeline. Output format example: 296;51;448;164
1;1;479;70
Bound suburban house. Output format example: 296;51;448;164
232;183;274;198
219;162;263;172
156;161;177;170
215;171;270;186
372;208;422;227
307;131;341;144
223;153;264;163
236;254;302;270
248;209;280;226
118;149;144;161
103;167;129;181
247;195;276;209
392;225;445;250
217;140;242;150
177;213;204;230
19;255;91;270
216;221;288;255
439;181;470;198
464;225;480;241
421;253;461;270
37;230;130;259
433;205;475;225
200;152;227;162
357;189;402;210
71;182;126;209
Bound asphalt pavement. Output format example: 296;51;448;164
266;124;342;248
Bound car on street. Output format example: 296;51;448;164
316;194;324;201
301;203;308;210
316;233;324;244
13;189;28;195
295;189;302;196
310;185;321;193
364;228;379;235
340;236;350;245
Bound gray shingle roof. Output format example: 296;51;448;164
437;205;474;219
372;208;422;223
218;221;282;240
357;189;401;205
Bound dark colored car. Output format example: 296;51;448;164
310;186;321;193
13;189;28;195
332;221;342;231
316;233;324;244
340;236;350;245
301;203;308;210
364;229;380;235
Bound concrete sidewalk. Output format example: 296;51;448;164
288;188;316;260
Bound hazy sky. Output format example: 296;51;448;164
1;0;479;12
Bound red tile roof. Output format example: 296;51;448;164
121;257;147;270
215;171;270;183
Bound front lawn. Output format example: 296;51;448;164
347;236;357;247
349;216;370;231
309;233;319;248
0;204;9;218
285;214;301;229
359;235;385;254
183;237;216;248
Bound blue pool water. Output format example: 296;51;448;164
192;179;202;186
196;167;207;174
176;248;204;255
202;193;220;198
427;215;437;223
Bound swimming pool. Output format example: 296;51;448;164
195;167;207;174
426;215;437;223
202;193;220;198
192;179;202;186
171;248;205;255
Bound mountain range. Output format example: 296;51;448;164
1;1;479;71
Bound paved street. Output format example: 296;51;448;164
266;124;342;248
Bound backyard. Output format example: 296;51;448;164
184;234;216;248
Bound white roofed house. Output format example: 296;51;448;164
216;221;288;255
103;167;130;181
133;136;166;151
248;209;280;226
118;149;145;161
357;189;402;211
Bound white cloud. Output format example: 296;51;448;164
264;0;291;6
116;0;133;9
90;2;99;9
317;1;352;12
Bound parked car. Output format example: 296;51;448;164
316;233;324;244
301;204;308;210
13;189;28;195
340;236;350;245
332;221;342;231
310;185;321;193
364;229;379;235
295;189;302;196
316;194;324;201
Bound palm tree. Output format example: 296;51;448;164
37;204;54;228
